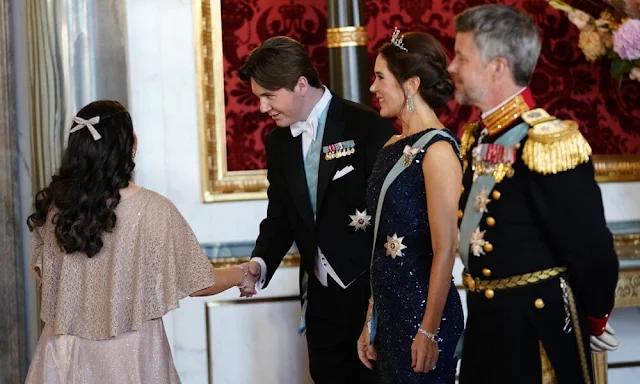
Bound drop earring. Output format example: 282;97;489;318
406;94;415;113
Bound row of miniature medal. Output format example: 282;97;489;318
323;140;356;160
471;128;517;183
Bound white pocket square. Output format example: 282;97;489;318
332;165;354;181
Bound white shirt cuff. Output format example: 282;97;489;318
251;257;268;290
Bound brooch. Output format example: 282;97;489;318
402;145;421;167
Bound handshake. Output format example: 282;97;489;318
236;260;262;298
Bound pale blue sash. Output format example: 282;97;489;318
457;123;529;271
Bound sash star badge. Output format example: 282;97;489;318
384;233;407;259
474;188;491;213
470;227;487;257
349;209;371;231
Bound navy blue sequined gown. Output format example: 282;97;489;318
366;129;464;383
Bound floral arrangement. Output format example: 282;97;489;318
549;0;640;83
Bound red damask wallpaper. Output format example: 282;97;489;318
220;0;639;172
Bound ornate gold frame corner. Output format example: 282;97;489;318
194;0;268;203
593;155;640;183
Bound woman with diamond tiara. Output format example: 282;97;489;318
25;100;251;384
356;29;464;383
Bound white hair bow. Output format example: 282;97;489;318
69;116;102;141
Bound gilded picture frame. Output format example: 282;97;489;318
194;1;639;203
194;0;268;203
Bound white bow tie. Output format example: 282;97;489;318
290;119;317;140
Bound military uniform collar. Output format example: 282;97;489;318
480;87;535;137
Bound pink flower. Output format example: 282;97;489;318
613;19;640;60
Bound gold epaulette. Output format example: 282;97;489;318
460;122;480;159
521;109;592;175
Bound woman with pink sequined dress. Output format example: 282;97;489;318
25;100;250;384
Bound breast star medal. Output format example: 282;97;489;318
384;233;407;259
349;209;371;231
470;227;486;257
474;188;491;213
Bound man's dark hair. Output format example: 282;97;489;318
239;36;321;91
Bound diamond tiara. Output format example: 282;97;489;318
391;27;408;52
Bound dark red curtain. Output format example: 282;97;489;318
221;0;639;172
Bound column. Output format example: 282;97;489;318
326;0;370;105
0;0;27;381
27;0;129;189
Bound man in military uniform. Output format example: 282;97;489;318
447;5;620;383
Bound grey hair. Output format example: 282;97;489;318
455;5;541;86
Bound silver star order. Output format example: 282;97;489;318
349;209;372;231
384;233;407;259
470;227;486;257
474;188;491;213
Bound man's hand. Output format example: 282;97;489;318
238;261;261;298
590;322;619;353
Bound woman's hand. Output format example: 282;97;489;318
411;330;439;373
357;324;377;369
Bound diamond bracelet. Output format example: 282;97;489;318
418;328;442;343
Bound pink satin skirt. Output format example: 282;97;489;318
26;318;181;384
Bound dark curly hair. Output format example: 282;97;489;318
379;32;454;109
27;100;136;257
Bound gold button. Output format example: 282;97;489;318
465;274;476;292
486;217;496;226
605;314;609;319
492;190;501;200
484;289;495;299
483;242;493;252
482;268;491;277
461;185;465;193
601;326;606;333
534;298;545;309
515;143;521;150
458;210;464;219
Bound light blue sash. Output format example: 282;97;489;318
457;123;529;271
369;130;459;344
453;122;530;358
